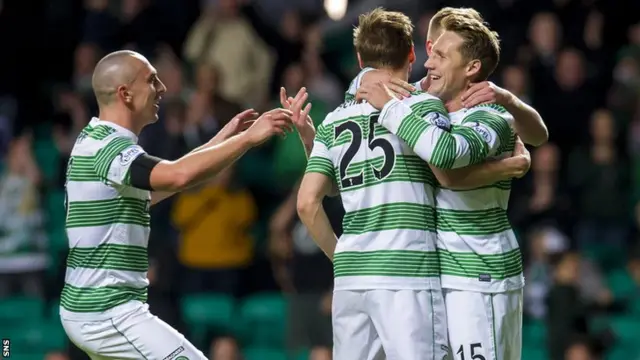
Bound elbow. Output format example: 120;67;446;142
159;162;193;192
296;193;318;222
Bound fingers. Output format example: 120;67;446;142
461;81;489;101
462;89;494;108
239;120;255;131
386;83;410;99
266;108;293;120
301;103;312;121
236;108;258;121
279;87;289;108
389;78;414;96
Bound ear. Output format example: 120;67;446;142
408;44;416;64
466;59;482;81
117;85;132;103
426;39;433;57
357;53;363;69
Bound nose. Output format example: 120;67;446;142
158;80;167;95
424;56;435;71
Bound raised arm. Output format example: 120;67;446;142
462;81;548;146
91;109;292;195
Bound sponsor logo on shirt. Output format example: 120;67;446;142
162;346;185;360
468;122;493;143
119;146;142;166
425;112;451;131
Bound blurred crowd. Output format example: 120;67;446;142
0;0;639;359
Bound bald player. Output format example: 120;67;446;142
352;7;548;147
59;50;295;360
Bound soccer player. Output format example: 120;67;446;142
295;8;531;360
296;9;449;360
357;15;525;360
59;50;294;360
353;7;548;147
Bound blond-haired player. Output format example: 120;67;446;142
358;15;528;360
351;7;548;147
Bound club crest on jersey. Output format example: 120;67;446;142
119;146;142;166
425;112;451;131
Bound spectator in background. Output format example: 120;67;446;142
564;338;596;360
0;134;47;297
510;143;571;234
209;337;241;360
183;0;273;107
269;184;338;359
526;12;562;89
302;50;343;108
52;89;90;186
172;165;257;296
72;43;101;100
540;48;600;152
569;109;630;252
82;0;121;52
547;251;588;360
501;65;531;104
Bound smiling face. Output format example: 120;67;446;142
424;31;470;102
424;15;500;103
120;56;166;124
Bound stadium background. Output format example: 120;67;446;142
0;0;639;359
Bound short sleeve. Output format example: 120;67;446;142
93;136;147;186
305;124;335;179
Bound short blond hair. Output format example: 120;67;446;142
353;8;414;70
441;14;500;81
428;7;483;41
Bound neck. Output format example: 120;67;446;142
442;81;470;113
379;66;409;83
98;105;143;135
445;97;464;112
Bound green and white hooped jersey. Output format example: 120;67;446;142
437;105;524;293
305;93;449;291
60;117;151;320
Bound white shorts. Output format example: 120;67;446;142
332;289;449;360
61;304;207;360
444;289;523;360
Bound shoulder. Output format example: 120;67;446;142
403;92;447;116
464;105;514;125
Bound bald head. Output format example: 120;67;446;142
92;50;149;105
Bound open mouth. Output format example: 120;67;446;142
430;74;441;81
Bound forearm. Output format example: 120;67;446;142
171;133;253;190
503;94;548;146
378;99;487;169
297;198;337;261
298;131;314;159
430;158;516;190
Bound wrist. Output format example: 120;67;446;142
502;91;517;108
238;132;257;147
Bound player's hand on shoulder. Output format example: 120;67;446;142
461;81;510;108
210;109;259;145
280;87;315;138
356;82;396;110
244;108;294;146
361;69;415;99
